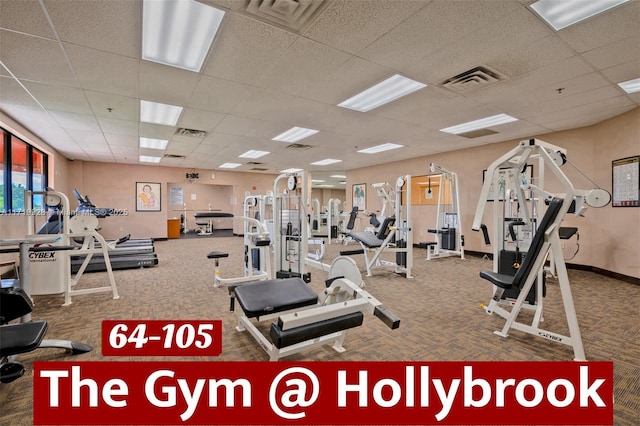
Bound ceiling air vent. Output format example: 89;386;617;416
440;66;506;93
286;143;312;150
251;167;269;171
175;128;207;138
247;162;263;165
245;0;331;33
163;154;186;159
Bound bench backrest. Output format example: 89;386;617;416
376;216;396;240
513;198;563;290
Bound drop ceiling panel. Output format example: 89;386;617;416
198;132;239;147
582;36;640;71
556;1;640;53
601;61;640;89
0;0;55;38
0;77;40;108
49;111;100;132
258;37;352;97
66;129;107;145
22;81;92;114
98;117;139;137
213;115;284;139
138;123;175;140
0;31;77;86
187;75;252;113
359;0;521;72
65;44;139;97
202;13;298;85
85;91;139;121
178;108;225;133
302;0;427;54
486;35;576;80
43;0;141;57
105;133;138;147
139;61;201;106
165;141;198;156
530;96;635;130
408;6;552;85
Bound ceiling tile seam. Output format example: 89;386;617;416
35;0;117;158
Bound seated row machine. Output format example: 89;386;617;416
228;256;400;361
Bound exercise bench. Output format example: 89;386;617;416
228;256;400;361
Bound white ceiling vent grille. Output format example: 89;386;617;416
175;128;208;138
245;0;331;33
440;66;506;92
286;143;312;150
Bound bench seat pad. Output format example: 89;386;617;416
234;278;318;318
348;231;383;248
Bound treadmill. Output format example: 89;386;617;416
38;190;159;273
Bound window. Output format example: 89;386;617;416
1;127;48;212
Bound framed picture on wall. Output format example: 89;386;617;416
612;155;640;207
352;183;366;211
136;182;161;212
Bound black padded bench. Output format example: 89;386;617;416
234;278;317;319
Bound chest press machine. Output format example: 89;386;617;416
227;256;400;361
473;138;608;361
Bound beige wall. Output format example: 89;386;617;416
310;188;347;211
346;108;640;279
68;161;278;239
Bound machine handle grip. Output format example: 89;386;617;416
374;305;400;329
508;221;526;241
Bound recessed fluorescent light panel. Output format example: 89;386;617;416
529;0;628;31
357;143;404;154
239;150;269;159
311;179;326;183
140;100;183;126
139;137;168;150
272;127;319;143
439;113;518;135
330;174;346;179
338;74;427;112
280;168;304;173
316;184;334;188
139;155;161;163
311;159;342;166
142;0;225;72
618;77;640;94
219;162;241;169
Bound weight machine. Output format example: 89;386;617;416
346;176;413;278
425;162;465;260
473;138;610;361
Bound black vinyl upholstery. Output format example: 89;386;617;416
270;312;364;348
234;278;317;318
479;198;564;290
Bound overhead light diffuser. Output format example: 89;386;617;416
239;150;269;159
139;137;168;150
529;0;628;31
316;184;334;188
142;0;225;72
219;162;241;169
311;159;342;166
140;100;183;126
439;114;518;135
618;77;640;94
272;127;319;143
357;143;404;154
139;155;161;163
330;174;346;179
280;168;304;173
338;74;427;112
311;179;326;183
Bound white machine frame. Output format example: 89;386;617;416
425;163;465;260
473;138;586;361
233;256;399;361
25;190;119;306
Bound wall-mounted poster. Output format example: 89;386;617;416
136;182;161;212
352;183;366;211
612;155;639;207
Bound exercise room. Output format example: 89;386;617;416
0;1;638;425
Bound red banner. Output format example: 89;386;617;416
101;320;222;356
33;361;613;425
